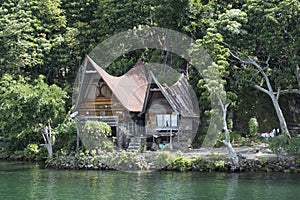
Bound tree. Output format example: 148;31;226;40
219;101;239;169
229;52;292;140
0;75;67;152
225;0;300;140
190;26;239;168
203;63;239;169
241;0;300;95
0;0;67;79
188;0;299;142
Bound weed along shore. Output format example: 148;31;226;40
45;146;300;173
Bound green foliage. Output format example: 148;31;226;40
23;143;48;160
0;74;67;152
168;156;192;171
216;131;247;147
0;0;67;77
80;121;112;152
268;135;300;155
53;117;77;152
248;117;259;137
267;135;286;154
115;151;136;167
214;160;225;168
258;157;267;165
0;0;299;151
24;144;40;159
227;119;233;132
155;151;175;168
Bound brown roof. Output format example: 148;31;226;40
165;75;199;117
87;56;148;112
142;71;199;117
85;56;199;117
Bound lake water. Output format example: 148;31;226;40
0;161;299;200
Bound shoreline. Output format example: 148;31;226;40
2;145;299;173
45;152;299;173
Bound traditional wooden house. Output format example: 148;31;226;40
72;56;199;150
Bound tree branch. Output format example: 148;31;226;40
247;57;274;93
253;84;270;95
274;89;300;95
229;50;274;94
296;65;300;91
276;87;281;100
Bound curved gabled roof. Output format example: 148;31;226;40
77;56;199;118
165;74;199;117
141;71;199;117
87;56;148;112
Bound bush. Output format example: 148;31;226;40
268;135;300;155
155;151;174;168
80;121;113;152
53;118;77;152
248;117;259;137
0;74;67;152
168;156;192;171
215;131;246;147
24;144;39;159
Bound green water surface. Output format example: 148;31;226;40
0;161;299;200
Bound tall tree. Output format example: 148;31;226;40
230;52;292;140
0;74;67;152
0;0;67;79
227;0;300;139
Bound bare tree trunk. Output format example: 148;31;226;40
229;50;292;140
254;85;291;140
219;101;239;170
41;120;53;159
270;95;291;139
296;65;300;91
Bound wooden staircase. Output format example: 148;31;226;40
127;137;141;151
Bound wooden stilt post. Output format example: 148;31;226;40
76;126;80;152
170;129;173;150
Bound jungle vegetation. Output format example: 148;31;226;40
0;0;299;158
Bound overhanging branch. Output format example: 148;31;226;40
274;89;300;95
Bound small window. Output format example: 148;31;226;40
156;114;178;128
171;114;178;127
156;114;164;127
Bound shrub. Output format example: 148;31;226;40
53;118;77;152
268;135;286;154
215;131;246;147
81;121;113;152
168;156;192;171
268;135;300;155
214;160;225;168
155;151;174;169
248;117;259;137
0;75;67;152
227;119;233;132
24;144;39;159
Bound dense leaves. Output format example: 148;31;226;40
0;74;67;152
0;0;299;154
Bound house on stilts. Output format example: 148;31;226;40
72;56;199;151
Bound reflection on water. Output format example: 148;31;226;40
0;161;299;200
224;173;238;200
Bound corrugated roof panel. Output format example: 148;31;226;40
83;56;199;117
165;75;199;117
87;56;148;112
